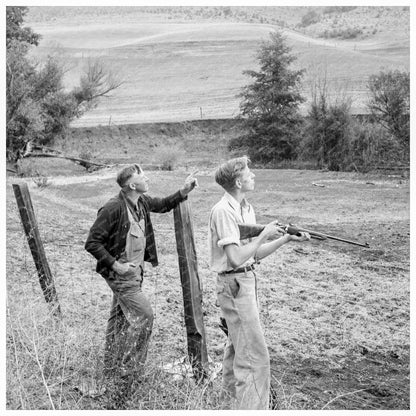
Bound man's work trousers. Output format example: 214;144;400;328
103;206;152;379
216;270;270;410
104;270;154;378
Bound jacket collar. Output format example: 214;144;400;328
119;190;142;209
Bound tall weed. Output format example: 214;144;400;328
6;284;224;410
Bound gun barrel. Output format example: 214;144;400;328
238;223;369;248
294;226;369;248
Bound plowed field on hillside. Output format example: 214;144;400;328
27;10;409;126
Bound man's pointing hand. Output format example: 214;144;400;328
180;170;199;196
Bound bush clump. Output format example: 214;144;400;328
300;10;320;27
321;27;363;39
323;6;357;14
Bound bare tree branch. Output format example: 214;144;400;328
74;58;124;105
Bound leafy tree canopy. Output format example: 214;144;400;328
6;6;123;165
6;6;40;47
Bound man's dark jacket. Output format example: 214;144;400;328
85;190;186;277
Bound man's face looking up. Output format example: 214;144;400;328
127;169;149;194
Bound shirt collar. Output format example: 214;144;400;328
223;192;249;212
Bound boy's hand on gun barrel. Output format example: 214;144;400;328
287;231;311;242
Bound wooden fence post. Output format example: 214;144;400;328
12;183;62;317
173;200;208;381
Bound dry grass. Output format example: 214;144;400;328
6;167;410;410
6;296;224;410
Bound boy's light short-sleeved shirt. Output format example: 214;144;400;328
208;192;256;273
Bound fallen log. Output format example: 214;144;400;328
23;152;108;169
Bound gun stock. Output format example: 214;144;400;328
238;223;265;240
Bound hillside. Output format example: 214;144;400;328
56;119;244;167
16;119;246;177
26;6;410;39
24;6;409;126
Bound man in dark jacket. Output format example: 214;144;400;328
85;163;197;403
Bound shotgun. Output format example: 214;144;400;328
238;222;370;248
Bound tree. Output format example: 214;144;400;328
6;6;40;47
367;70;410;154
6;6;123;165
230;31;305;164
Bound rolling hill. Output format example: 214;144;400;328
25;6;409;127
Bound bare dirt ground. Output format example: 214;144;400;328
6;166;410;410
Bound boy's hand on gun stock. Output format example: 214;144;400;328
261;220;286;240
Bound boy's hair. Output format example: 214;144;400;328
116;164;142;188
214;156;250;191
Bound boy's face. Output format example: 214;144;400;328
238;166;255;192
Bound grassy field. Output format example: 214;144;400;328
6;165;410;410
25;6;410;126
6;5;411;411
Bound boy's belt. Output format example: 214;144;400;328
223;264;255;274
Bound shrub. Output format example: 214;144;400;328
16;158;41;177
300;108;406;173
367;70;410;157
300;87;353;171
78;150;94;161
158;144;182;171
323;6;357;14
32;173;51;189
347;120;404;172
321;27;363;39
300;10;320;27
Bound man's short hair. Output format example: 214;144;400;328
116;164;142;188
214;156;250;191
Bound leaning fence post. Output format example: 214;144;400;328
173;200;208;381
12;183;62;318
